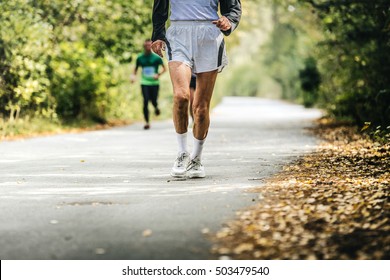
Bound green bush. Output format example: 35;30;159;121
239;0;390;128
49;42;118;122
1;0;155;128
298;0;390;127
0;0;54;121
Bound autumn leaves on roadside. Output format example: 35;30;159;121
212;119;389;260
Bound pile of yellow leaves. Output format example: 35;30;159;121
212;119;389;259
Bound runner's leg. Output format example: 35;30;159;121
192;70;218;140
150;85;160;115
169;62;192;177
168;62;192;134
141;85;150;124
189;70;217;162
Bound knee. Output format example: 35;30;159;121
174;91;189;109
193;103;208;121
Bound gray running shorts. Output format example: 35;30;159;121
165;21;228;73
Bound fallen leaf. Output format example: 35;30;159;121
142;229;152;237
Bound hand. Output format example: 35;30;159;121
153;74;159;80
152;40;165;58
212;16;232;31
130;74;136;84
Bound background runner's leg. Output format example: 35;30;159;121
141;85;150;123
150;85;160;115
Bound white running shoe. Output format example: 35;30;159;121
187;157;206;178
171;152;190;178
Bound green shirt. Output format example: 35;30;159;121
136;52;163;86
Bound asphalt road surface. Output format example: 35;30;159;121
0;97;322;259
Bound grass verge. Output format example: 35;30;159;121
0;117;132;141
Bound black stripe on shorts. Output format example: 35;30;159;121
165;40;172;61
217;39;225;67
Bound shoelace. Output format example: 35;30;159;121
175;153;187;167
187;159;201;171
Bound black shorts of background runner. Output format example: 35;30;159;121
190;74;196;89
141;85;159;123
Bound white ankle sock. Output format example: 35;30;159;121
191;138;205;160
176;132;188;154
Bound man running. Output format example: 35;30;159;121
151;0;241;178
131;39;167;130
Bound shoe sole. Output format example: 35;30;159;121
188;173;206;179
171;172;205;179
170;172;187;178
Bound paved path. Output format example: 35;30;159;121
0;97;322;259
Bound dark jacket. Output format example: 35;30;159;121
151;0;242;42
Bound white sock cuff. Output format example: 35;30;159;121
176;132;187;136
191;137;206;160
176;132;188;154
194;138;205;145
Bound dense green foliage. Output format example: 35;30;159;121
272;0;390;127
219;0;389;128
300;0;390;127
0;0;153;126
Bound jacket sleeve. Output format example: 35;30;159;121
152;0;169;42
220;0;242;36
